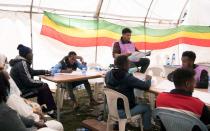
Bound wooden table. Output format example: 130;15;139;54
40;71;104;121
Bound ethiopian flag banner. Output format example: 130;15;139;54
41;11;210;50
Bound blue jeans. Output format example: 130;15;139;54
118;103;152;129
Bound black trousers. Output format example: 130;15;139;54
130;58;150;73
22;83;57;111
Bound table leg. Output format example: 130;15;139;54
56;84;61;121
149;93;156;110
149;93;156;125
103;97;107;121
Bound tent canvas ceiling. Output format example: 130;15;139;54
0;0;189;24
1;0;210;69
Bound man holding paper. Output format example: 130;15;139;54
112;28;151;73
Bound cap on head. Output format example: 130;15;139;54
17;44;32;58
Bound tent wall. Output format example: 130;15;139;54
0;9;210;70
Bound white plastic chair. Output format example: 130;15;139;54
146;67;163;77
153;108;208;131
104;88;143;131
146;67;164;110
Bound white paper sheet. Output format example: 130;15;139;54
54;70;100;76
128;51;150;62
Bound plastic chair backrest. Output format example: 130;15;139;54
153;108;208;131
104;88;131;120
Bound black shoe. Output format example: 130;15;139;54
47;111;57;119
41;105;48;113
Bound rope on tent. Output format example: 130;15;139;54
143;0;154;54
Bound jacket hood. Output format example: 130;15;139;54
105;69;129;87
9;56;27;67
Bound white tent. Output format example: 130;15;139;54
0;0;210;69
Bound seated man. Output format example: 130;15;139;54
51;51;98;109
9;44;56;117
112;28;151;73
168;51;209;89
105;55;152;131
156;68;210;129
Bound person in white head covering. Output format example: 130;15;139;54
0;53;21;95
0;53;63;131
0;53;8;69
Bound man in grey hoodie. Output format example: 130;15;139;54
105;55;152;131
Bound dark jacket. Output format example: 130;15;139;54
0;103;34;131
105;69;151;109
9;56;47;94
167;64;209;89
60;56;80;70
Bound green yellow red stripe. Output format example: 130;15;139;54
44;11;210;36
43;16;210;42
41;11;210;49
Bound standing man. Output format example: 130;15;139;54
112;28;151;73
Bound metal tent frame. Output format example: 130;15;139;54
0;0;190;63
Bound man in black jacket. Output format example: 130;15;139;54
9;44;56;116
105;55;152;131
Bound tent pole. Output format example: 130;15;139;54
177;0;190;25
143;0;154;54
94;0;103;64
176;0;190;65
30;0;34;67
95;22;99;64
